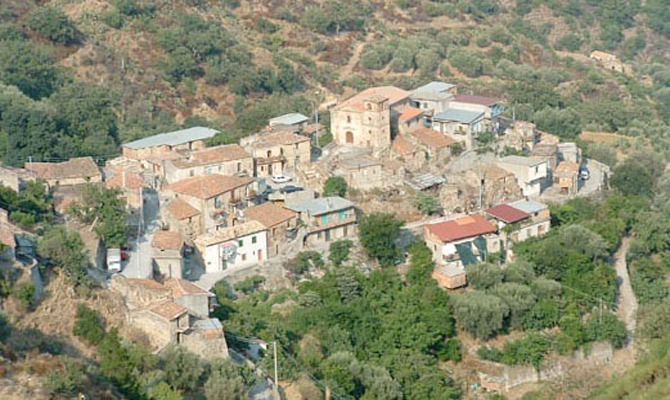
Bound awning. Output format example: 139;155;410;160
455;243;477;267
473;236;488;260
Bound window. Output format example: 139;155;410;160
237;162;241;172
321;214;328;225
347;115;351;123
242;254;246;261
252;236;257;244
189;170;194;177
339;210;346;221
535;166;539;173
238;239;243;247
368;117;372;122
214;196;222;208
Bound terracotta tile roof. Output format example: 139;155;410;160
244;202;296;228
253;131;310;147
452;95;501;107
482;164;514;180
151;230;183;251
336;86;411;111
165;198;200;220
26;157;101;181
590;50;616;60
409;128;457;149
148;300;188;320
425;214;496;242
555;161;579;176
398;107;423;122
392;135;415;156
0;226;15;248
106;171;144;190
486;204;530;224
126;278;165;290
195;220;266;248
164;278;213;297
171;144;251;168
167;174;253;199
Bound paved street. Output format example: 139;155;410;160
121;189;159;279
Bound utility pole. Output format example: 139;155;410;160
273;341;280;400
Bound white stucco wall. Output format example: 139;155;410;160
202;230;268;273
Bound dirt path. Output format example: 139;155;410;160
340;33;372;77
614;236;637;342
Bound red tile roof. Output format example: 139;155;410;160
485;204;530;224
409;128;457;149
151;230;183;251
243;202;296;228
453;95;501;106
172;144;251;168
148;300;188;320
26;157;101;181
336;86;411;111
164;278;213;297
106;171;144;190
165;198;200;220
391;135;415;156
425;214;496;242
399;107;423;122
167;174;253;199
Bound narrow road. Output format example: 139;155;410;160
614;236;637;342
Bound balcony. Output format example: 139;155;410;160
256;155;285;165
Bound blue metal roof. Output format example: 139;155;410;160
269;113;309;126
433;109;484;124
285;196;354;216
123;127;219;150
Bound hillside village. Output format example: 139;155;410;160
0;78;611;387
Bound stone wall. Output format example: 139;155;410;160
110;275;170;310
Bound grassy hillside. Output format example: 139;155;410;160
1;0;670;166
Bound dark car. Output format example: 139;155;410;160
280;185;304;194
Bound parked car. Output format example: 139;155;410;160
107;248;122;274
579;166;590;180
280;185;304;194
271;174;292;183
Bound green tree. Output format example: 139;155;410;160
467;263;504;290
491;282;537;330
69;184;129;247
0;41;64;100
13;281;36;310
585;312;627;348
414;193;441;215
612;160;654;197
451;291;510;339
26;7;78;45
358;213;403;266
324;177;347;197
37;226;90;288
73;303;106;345
45;357;86;395
162;346;205;392
329;240;353;267
148;382;183;400
204;358;249;400
98;328;141;396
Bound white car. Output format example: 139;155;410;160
271;174;292;184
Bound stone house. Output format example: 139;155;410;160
121;127;218;160
407;127;457;162
449;95;504;133
286;197;357;246
410;81;457;114
432;109;485;150
241;131;311;177
333;155;385;191
106;170;144;210
529;143;558;174
194;220;268;274
162;144;254;185
397;107;425;134
432;265;467;290
391;135;426;171
424;214;499;287
557;142;581;163
0;164;35;192
163;198;201;244
498;156;549;197
164;174;255;233
151;230;184;280
164;278;214;320
25;157;102;189
590;50;627;73
501;121;538;152
181;318;229;360
330;86;411;149
130;300;190;349
507;199;552;236
554;161;579;195
243;202;298;257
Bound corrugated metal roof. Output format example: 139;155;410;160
499;155;546;167
285;196;354;216
508;199;548;214
123;127;219;149
407;173;446;190
433;109;484;124
411;81;456;101
268;113;309;126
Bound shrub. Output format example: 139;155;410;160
233;275;266;294
452;292;510;339
467;263;503;290
73;303;106;345
329;240;353;267
324;177;347;197
27;7;78;45
45;357;85;395
477;345;503;362
287;251;324;275
13;281;35;310
414;193;441;215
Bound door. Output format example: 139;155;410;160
258;249;263;261
346;131;354;144
325;229;331;241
